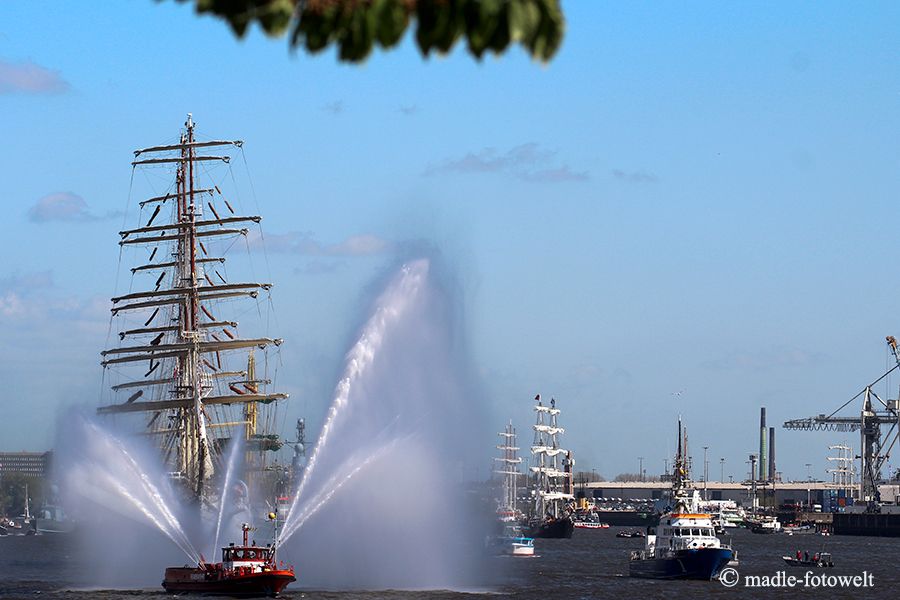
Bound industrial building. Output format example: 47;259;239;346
0;451;52;478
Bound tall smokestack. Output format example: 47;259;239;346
759;407;767;481
769;426;776;480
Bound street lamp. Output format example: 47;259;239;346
638;457;644;482
703;446;709;500
702;447;709;482
806;463;812;508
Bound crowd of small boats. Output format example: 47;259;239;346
488;405;839;581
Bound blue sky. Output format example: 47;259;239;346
2;1;899;483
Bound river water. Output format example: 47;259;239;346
1;527;896;599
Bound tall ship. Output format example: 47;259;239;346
629;419;734;580
526;395;574;539
487;421;534;556
96;114;289;507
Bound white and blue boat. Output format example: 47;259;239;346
487;522;536;556
628;419;734;580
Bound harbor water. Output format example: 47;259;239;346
2;527;897;599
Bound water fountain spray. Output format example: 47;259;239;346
281;259;430;534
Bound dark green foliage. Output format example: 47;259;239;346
0;474;43;517
175;0;564;62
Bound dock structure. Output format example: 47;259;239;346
581;480;861;508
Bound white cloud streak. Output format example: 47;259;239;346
0;58;69;94
250;232;392;257
28;192;120;223
425;143;588;182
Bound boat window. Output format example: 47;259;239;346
691;528;700;536
247;550;256;559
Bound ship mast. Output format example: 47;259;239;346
493;420;522;516
530;395;573;518
181;114;211;499
671;417;693;511
99;115;288;504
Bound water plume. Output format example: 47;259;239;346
211;434;245;558
279;435;403;543
60;413;200;564
283;259;430;532
279;256;492;589
51;254;491;590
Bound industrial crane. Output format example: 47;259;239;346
783;336;900;511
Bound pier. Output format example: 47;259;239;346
581;480;850;507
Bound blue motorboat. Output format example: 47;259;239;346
628;419;735;580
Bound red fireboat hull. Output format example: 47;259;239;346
162;567;296;597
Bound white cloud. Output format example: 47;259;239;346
425;143;588;182
28;192;120;223
0;58;69;94
250;231;392;257
612;169;659;184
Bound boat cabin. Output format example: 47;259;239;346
220;525;277;574
222;543;274;573
646;513;726;555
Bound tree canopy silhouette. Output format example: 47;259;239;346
177;0;565;62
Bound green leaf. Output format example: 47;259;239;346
294;5;337;54
257;0;294;37
509;0;541;44
464;0;503;59
414;0;438;56
338;3;376;61
173;0;565;64
374;0;409;49
487;0;511;54
432;0;464;54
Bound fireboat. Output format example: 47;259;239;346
162;519;295;597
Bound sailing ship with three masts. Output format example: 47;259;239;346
97;115;296;596
526;395;575;539
97;114;289;507
488;421;534;556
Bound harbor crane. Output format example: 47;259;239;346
783;336;900;510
